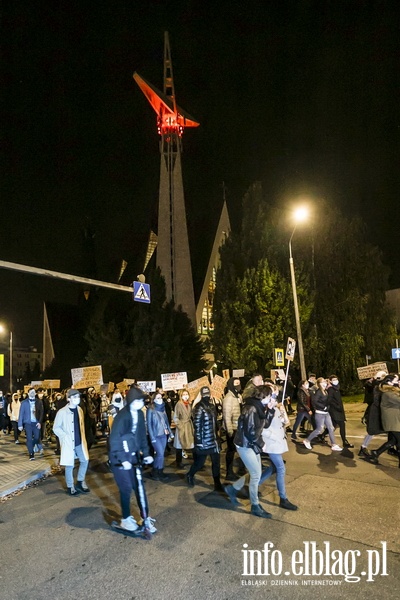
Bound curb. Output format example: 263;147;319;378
0;466;52;499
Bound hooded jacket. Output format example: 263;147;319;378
380;383;400;432
222;377;242;436
234;397;274;452
108;404;150;466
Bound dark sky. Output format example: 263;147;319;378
1;0;399;348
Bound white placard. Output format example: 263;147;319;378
161;372;188;391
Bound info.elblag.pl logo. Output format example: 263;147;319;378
242;541;388;584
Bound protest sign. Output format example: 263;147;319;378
232;369;245;378
210;374;227;400
186;376;210;402
138;381;157;394
161;372;188;391
71;365;103;389
42;379;61;389
356;362;388;380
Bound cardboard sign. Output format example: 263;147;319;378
71;365;103;389
186;376;210;402
232;369;245;378
138;381;157;394
356;362;388;380
285;338;296;361
161;372;188;392
210;374;228;400
30;381;44;388
42;379;61;389
270;369;285;382
222;369;230;380
116;379;136;392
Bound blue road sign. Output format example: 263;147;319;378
391;348;400;360
133;281;151;304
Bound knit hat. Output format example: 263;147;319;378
67;389;80;399
126;386;145;404
200;386;211;397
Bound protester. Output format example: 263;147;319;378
259;398;298;510
147;391;172;481
108;386;156;533
359;370;388;458
222;377;243;480
303;378;342;451
8;392;21;443
53;389;90;495
173;389;194;468
242;374;264;401
18;388;44;460
224;385;275;518
327;375;354;448
368;374;400;465
291;380;313;440
186;386;223;491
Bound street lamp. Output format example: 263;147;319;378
0;324;13;393
289;207;308;381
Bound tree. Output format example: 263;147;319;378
85;268;206;384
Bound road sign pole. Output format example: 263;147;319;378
281;360;291;404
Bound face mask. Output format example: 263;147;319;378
321;382;328;389
234;385;241;392
182;395;189;402
303;383;309;389
56;395;62;401
261;398;270;405
332;380;339;386
38;393;44;399
131;399;144;411
28;392;36;400
154;397;163;405
70;397;80;407
271;392;278;399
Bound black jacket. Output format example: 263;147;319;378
108;405;150;466
296;388;311;413
327;385;345;423
311;389;330;412
234;398;273;452
192;398;219;453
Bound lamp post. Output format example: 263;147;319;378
0;325;13;393
289;207;308;381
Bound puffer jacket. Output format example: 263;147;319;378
380;384;400;432
234;397;274;452
192;398;219;453
222;377;242;435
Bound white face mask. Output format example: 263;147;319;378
28;392;36;400
131;399;144;411
321;382;328;389
154;397;163;405
182;395;189;401
303;383;309;389
70;397;80;407
332;380;339;386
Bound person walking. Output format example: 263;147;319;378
327;375;354;448
108;386;156;533
291;380;313;440
222;377;243;480
173;389;194;468
302;378;342;452
8;393;21;443
53;389;90;495
146;391;172;482
368;374;400;465
186;386;223;491
224;385;275;518
18;388;44;460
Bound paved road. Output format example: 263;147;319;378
1;403;399;600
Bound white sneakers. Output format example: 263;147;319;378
303;439;312;450
331;444;343;451
120;516;139;532
143;517;157;533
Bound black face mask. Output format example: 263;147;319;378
234;386;241;393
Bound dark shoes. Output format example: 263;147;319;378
358;447;370;458
186;473;195;487
67;485;79;496
150;468;160;481
76;481;90;493
251;504;272;519
29;454;35;461
158;469;170;482
280;498;298;511
225;469;237;482
224;484;240;506
368;450;379;464
344;440;354;448
213;477;225;492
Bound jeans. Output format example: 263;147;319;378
24;422;42;455
292;411;313;435
188;450;221;478
259;453;286;499
64;444;89;488
307;412;336;445
151;434;167;469
11;420;20;442
232;445;262;506
112;464;149;520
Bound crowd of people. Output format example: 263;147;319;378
0;367;399;534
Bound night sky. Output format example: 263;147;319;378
2;0;399;348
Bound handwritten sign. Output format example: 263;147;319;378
210;374;227;400
356;362;388;380
138;381;157;394
186;376;210;402
161;372;188;392
71;365;103;389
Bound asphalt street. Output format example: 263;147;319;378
1;403;399;600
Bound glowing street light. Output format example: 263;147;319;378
0;324;13;393
289;206;309;380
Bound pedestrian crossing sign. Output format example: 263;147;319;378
133;281;151;304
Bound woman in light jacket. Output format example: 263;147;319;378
173;389;194;467
259;400;297;510
8;393;21;443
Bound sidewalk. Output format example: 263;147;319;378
0;433;56;498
